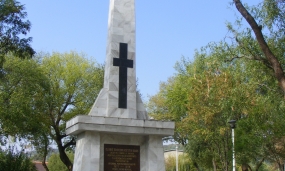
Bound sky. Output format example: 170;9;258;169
18;0;262;101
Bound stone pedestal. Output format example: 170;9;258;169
66;116;174;171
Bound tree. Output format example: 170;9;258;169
148;42;285;170
0;55;49;136
31;133;51;171
35;52;104;171
230;0;285;94
149;53;236;170
0;0;35;66
0;52;104;170
149;0;285;170
0;54;52;170
227;1;285;169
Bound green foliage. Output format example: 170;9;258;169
0;0;35;66
0;55;49;136
0;52;104;170
227;1;285;169
228;0;285;93
48;152;74;171
39;51;104;126
148;1;285;170
0;147;36;171
165;153;192;171
262;0;285;33
148;42;285;170
34;51;104;170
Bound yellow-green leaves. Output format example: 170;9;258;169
0;56;48;136
36;51;104;126
0;52;104;170
148;39;285;169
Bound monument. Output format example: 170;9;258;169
66;0;175;170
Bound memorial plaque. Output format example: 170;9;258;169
104;144;140;171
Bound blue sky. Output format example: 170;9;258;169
18;0;261;101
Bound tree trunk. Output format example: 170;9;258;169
41;140;49;171
53;119;74;170
224;133;229;171
278;163;284;171
42;161;49;171
276;160;284;171
233;0;285;94
39;134;49;171
193;162;201;171
242;164;249;171
242;163;252;171
57;143;73;171
255;158;265;171
212;159;217;171
54;131;73;171
278;163;283;171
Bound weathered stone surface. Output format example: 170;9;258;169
88;0;148;119
72;132;166;171
67;1;175;171
66;115;175;136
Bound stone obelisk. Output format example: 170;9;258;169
66;0;174;171
88;0;148;119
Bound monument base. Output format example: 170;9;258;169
66;116;175;171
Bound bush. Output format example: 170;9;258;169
48;152;74;171
0;147;36;171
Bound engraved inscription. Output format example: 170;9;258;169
104;144;140;171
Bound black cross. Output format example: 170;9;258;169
113;43;133;108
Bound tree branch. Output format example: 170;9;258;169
234;36;273;69
226;55;273;69
63;138;76;150
60;134;67;139
56;94;73;126
255;157;265;170
233;0;285;93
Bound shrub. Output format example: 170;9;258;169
0;147;36;171
48;152;74;171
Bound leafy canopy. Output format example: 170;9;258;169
0;0;35;61
0;52;104;170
